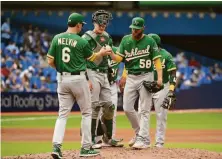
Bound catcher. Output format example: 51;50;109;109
141;33;177;148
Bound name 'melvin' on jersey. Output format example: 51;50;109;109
58;38;78;47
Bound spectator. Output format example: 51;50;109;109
1;63;10;78
5;41;19;55
214;63;221;74
31;83;39;92
24;29;35;51
189;56;200;67
1;18;11;45
184;70;200;87
21;73;31;92
39;77;50;92
10;71;23;92
176;72;185;89
38;52;48;68
20;66;34;79
177;52;188;69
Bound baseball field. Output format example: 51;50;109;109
1;110;222;159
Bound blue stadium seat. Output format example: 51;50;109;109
30;76;41;89
178;67;186;74
50;69;57;82
47;83;57;92
201;66;210;75
5;60;13;68
43;67;52;76
1;43;5;51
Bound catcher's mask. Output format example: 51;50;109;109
92;10;113;26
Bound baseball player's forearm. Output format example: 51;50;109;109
88;47;112;62
169;70;177;91
110;52;123;63
154;58;163;84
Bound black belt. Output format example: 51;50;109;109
128;71;149;75
92;68;108;73
60;72;80;75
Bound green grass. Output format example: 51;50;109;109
2;112;222;129
1;141;222;157
1;141;81;157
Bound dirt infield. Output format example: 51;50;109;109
3;147;222;159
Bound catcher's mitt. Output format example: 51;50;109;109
161;90;176;109
143;81;163;93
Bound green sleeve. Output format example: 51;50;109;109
117;38;125;57
151;40;161;60
83;42;93;59
82;34;96;51
112;46;118;54
166;54;177;72
47;36;57;59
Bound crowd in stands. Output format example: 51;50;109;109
1;18;57;92
1;18;222;92
175;52;222;91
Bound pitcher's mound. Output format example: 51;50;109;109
3;147;222;159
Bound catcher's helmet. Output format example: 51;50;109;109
92;10;113;25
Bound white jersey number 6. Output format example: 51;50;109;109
139;59;151;68
62;47;71;63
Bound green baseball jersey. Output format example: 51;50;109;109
108;46;120;82
82;30;112;71
153;49;177;83
117;34;160;74
47;32;93;73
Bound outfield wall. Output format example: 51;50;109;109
1;82;222;112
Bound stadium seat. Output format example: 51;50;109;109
5;60;13;68
30;76;41;89
47;83;57;92
1;43;5;51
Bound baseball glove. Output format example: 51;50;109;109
143;81;163;93
161;90;176;109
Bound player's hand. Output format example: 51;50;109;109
88;80;93;91
99;46;112;56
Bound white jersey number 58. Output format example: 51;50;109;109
139;59;151;68
62;47;71;63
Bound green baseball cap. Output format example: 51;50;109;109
67;13;86;26
129;17;145;30
148;33;161;45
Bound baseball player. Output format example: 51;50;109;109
94;46;124;146
81;10;123;148
107;46;121;139
47;13;112;158
139;33;177;148
110;17;163;149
